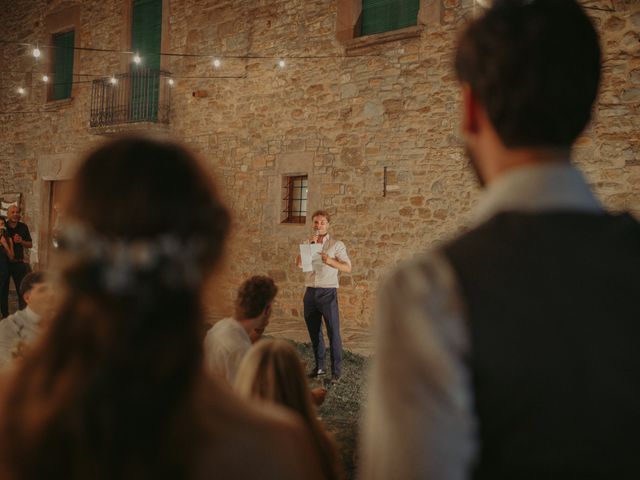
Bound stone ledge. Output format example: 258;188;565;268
88;121;171;136
43;98;74;111
344;26;423;54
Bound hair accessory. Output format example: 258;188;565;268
53;222;204;293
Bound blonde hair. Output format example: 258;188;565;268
235;340;343;480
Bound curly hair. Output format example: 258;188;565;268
234;276;278;320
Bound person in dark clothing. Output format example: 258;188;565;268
0;216;14;318
361;2;640;479
2;205;32;313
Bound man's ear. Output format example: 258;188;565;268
22;290;31;306
462;83;480;137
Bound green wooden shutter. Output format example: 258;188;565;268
131;0;162;120
52;30;75;100
361;0;419;36
131;0;162;70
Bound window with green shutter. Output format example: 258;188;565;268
131;0;162;70
51;30;75;100
131;0;162;120
361;0;420;36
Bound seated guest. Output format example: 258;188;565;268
0;137;324;480
0;271;55;369
204;275;277;383
235;339;344;480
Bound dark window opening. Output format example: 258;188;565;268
51;30;75;100
282;175;308;224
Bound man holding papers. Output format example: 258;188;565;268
297;210;351;384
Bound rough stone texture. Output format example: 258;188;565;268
0;0;638;330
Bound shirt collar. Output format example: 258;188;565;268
472;162;603;226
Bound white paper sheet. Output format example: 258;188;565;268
299;243;323;272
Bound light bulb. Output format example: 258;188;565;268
109;76;117;85
168;78;175;86
32;47;41;58
212;58;221;68
17;87;26;95
133;53;142;64
42;75;49;82
278;59;286;68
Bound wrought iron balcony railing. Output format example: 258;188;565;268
90;69;172;128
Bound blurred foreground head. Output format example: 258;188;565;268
455;0;601;182
0;136;231;479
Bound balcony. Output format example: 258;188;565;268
90;69;172;132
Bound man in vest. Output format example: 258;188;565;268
298;210;351;384
361;1;640;479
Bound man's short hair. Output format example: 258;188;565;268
311;210;331;223
20;271;46;297
454;0;601;148
235;276;278;320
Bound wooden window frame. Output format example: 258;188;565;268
282;175;308;224
337;0;435;48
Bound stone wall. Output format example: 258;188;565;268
0;0;638;328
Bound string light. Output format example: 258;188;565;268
17;87;26;95
212;58;221;68
32;47;41;58
42;75;49;82
277;59;286;68
167;78;175;86
133;53;142;64
109;75;117;85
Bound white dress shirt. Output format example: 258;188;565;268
203;317;252;384
303;233;351;288
360;163;603;480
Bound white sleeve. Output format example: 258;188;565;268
334;241;351;266
359;251;477;480
0;319;18;370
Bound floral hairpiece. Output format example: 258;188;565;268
53;222;205;293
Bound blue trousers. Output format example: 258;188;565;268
303;287;343;377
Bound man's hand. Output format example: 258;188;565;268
12;234;22;244
320;253;333;267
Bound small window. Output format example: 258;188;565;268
361;0;419;36
282;175;308;224
51;30;75;100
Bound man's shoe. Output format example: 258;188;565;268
308;368;326;378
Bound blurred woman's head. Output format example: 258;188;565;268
0;136;231;479
235;339;343;480
235;339;312;416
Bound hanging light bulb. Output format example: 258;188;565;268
32;47;41;58
17;87;26;95
212;58;221;68
42;74;49;82
168;78;175;86
277;59;286;68
109;75;117;85
133;53;142;64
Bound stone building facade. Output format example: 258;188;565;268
0;0;638;331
